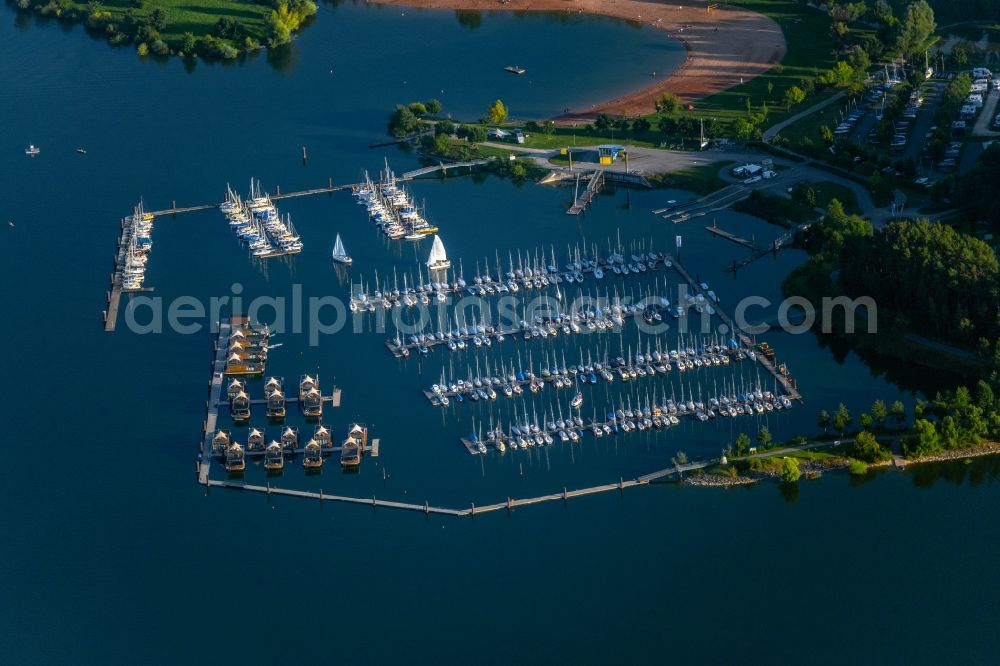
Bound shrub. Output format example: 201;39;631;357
848;459;869;475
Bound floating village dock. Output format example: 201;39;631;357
197;316;355;486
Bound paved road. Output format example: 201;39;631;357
972;88;1000;137
762;92;847;143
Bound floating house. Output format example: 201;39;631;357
280;426;299;453
264;441;284;471
226;378;246;401
247;427;265;453
299;374;318;400
225;442;246;473
312;424;332;448
303;439;323;469
340;423;368;469
211;430;231;457
266;389;286;419
230;391;251;420
263;376;283;397
302;387;322;418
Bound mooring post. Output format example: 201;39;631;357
372;495;377;508
267;482;271;496
471;502;476;516
562;486;568;502
328;177;333;189
424;501;429;515
507;497;512;512
319;488;323;501
619;477;624;496
276;184;281;196
172;200;176;210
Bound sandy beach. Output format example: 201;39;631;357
371;0;787;119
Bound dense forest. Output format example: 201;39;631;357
839;220;1000;349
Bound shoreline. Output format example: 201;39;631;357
682;444;1000;488
370;0;787;120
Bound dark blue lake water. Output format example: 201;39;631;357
1;2;998;663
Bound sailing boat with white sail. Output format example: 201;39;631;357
331;233;352;264
426;234;451;271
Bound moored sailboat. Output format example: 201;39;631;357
331;233;352;264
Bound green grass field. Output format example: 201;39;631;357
810;181;861;214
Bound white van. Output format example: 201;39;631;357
972;67;993;80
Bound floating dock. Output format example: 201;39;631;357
203;456;714;518
198;318;350;485
669;256;801;401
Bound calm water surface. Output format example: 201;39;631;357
1;3;998;663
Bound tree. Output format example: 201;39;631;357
388;104;420;137
909;418;941;457
734;118;757;142
784;85;806;109
818;409;831;432
896;0;936;60
859;413;874;430
873;0;895;25
425;99;442;115
951;45;968;67
757;426;773;449
431;133;451;156
632;117;651;133
851;430;887;462
848;459;869;475
181;31;196;54
409;101;428;116
890;400;906;425
779;458;801;484
149;7;168;31
674;451;688;465
871;400;888;429
462;125;486;143
486;99;508;125
594;113;612;131
833;403;852;433
733;432;751;456
655;92;682;115
435;119;456;136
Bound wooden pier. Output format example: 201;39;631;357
384;305;667;359
198;320;232;485
567;169;605;215
202;456;716;518
668;257;802;401
104;216;133;332
145;179;356;218
705;223;760;250
400;157;494;180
